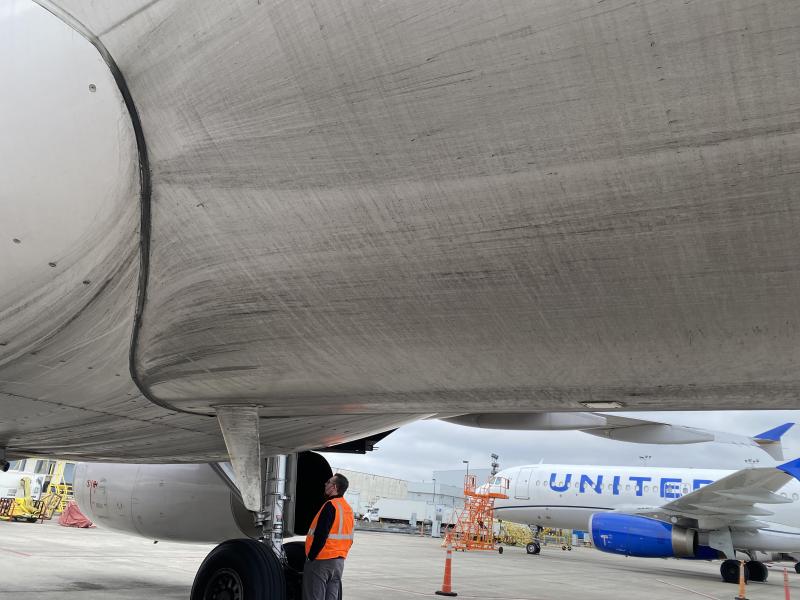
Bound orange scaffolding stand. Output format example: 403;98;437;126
445;474;508;552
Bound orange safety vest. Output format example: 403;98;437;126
305;497;354;560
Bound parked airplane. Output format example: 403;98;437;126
493;454;800;583
4;1;800;598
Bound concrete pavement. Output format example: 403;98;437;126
0;520;797;599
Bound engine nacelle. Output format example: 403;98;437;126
590;513;704;558
74;452;332;543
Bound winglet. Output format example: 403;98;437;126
777;457;800;482
752;423;795;460
754;423;795;442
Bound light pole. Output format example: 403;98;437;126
431;477;441;538
463;459;470;480
490;453;500;477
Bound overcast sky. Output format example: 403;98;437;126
324;410;800;482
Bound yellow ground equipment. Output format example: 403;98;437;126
48;482;73;513
539;527;573;550
0;498;14;520
44;461;74;513
497;521;535;546
0;477;63;523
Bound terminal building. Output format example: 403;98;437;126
331;466;495;524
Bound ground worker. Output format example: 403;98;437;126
303;473;354;600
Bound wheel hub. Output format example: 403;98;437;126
204;568;244;600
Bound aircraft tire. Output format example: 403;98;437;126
526;542;541;555
746;560;768;582
282;541;306;600
795;562;800;574
720;559;746;584
498;546;503;554
190;538;286;600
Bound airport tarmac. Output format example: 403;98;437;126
1;520;799;600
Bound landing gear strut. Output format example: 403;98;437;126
526;525;542;555
191;405;292;600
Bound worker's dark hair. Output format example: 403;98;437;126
332;473;349;495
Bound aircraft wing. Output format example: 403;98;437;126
641;458;800;525
583;417;794;460
440;412;793;459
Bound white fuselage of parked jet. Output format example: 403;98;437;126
493;464;800;553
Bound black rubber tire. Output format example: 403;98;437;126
720;559;746;584
282;541;306;600
746;560;768;582
190;539;286;600
525;542;541;555
498;546;504;554
795;562;800;575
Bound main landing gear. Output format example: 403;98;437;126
192;539;285;600
720;559;768;584
746;560;768;582
525;525;543;555
190;406;332;600
525;542;541;555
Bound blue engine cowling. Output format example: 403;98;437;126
590;513;702;558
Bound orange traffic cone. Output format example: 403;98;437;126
735;560;748;600
435;542;457;597
785;567;791;600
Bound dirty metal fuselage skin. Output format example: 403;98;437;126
2;0;800;462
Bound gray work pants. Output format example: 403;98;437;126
302;557;344;600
